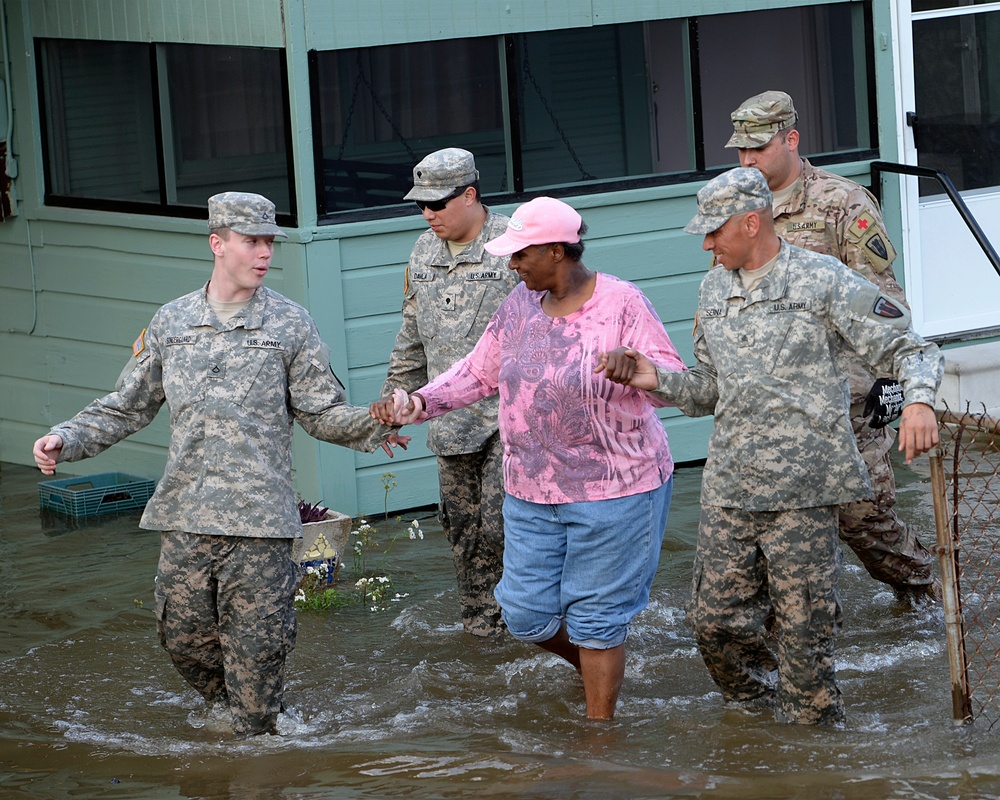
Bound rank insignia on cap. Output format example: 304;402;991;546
873;297;904;318
132;328;147;357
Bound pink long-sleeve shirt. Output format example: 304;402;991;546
419;272;686;504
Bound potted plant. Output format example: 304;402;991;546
294;500;352;584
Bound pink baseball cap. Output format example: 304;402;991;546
484;196;583;256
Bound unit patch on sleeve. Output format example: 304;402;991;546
132;329;147;357
848;211;877;241
866;233;889;261
873;296;905;319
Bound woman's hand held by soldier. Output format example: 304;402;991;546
595;347;659;391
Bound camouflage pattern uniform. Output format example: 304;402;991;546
48;192;392;737
386;148;517;636
654;168;944;724
728;91;935;595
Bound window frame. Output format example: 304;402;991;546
36;39;299;227
311;4;879;225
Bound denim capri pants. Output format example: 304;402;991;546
494;478;672;649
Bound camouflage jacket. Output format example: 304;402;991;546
776;159;907;402
381;209;518;456
652;241;943;512
51;285;392;538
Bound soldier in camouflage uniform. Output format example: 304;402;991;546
599;168;943;724
32;192;398;738
381;148;518;637
726;90;937;603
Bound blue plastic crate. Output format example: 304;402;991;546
38;472;157;518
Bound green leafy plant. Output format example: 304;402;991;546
295;561;352;610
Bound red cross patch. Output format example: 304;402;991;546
848;211;877;240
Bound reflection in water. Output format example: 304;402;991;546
1;459;999;799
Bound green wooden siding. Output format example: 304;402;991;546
29;0;284;47
302;0;844;49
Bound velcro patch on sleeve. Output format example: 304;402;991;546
132;328;147;358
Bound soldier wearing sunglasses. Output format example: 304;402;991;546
380;148;518;637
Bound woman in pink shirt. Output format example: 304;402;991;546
372;197;685;719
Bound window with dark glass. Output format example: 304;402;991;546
312;37;505;212
912;7;1000;196
34;2;874;224
38;39;294;221
312;2;875;221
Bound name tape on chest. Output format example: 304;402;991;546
785;220;824;234
164;335;196;346
465;270;503;281
245;337;284;350
767;300;813;313
409;270;435;282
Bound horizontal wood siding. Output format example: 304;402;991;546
303;0;831;49
29;0;285;47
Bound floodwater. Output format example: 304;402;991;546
2;456;999;800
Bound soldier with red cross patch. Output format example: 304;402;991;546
725;90;938;606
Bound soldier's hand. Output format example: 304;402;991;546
369;397;397;425
863;378;905;429
595;347;658;391
380;433;410;458
33;434;63;475
897;403;939;463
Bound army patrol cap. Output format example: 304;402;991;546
404;148;480;202
207;192;287;237
684;167;773;235
726;90;798;149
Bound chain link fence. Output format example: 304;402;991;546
930;407;1000;728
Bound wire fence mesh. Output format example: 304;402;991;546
931;407;1000;728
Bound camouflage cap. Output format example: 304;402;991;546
684;167;773;235
725;90;798;149
207;192;286;237
404;148;480;201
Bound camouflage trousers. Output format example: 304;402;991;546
688;504;846;725
839;414;935;589
154;531;299;737
437;432;505;637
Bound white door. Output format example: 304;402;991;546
897;0;1000;339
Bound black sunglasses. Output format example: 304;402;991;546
415;186;466;212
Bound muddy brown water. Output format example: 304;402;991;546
2;457;999;799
